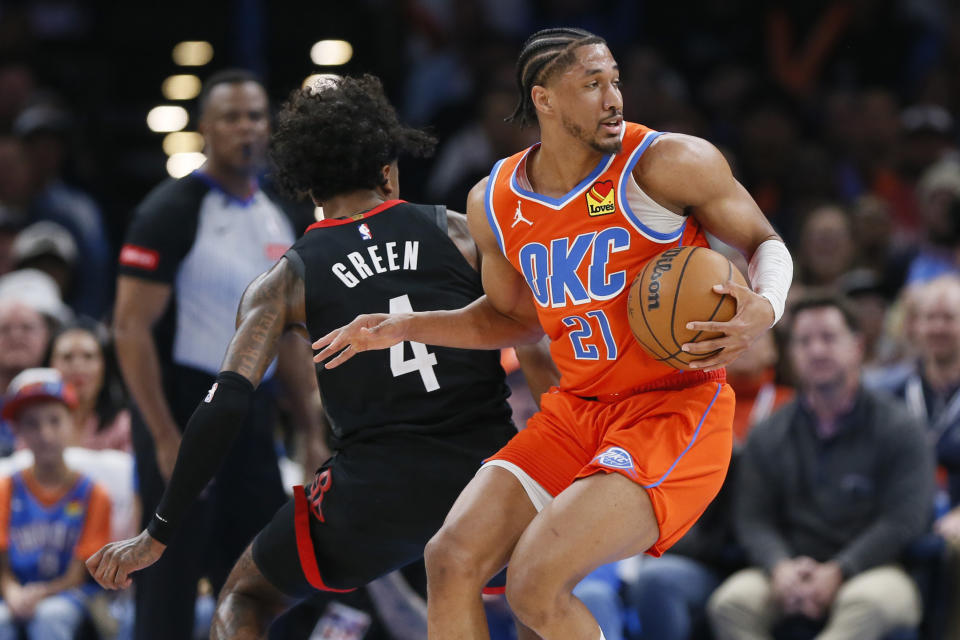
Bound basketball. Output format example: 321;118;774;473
627;246;748;370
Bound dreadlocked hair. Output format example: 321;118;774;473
506;27;607;128
270;74;436;202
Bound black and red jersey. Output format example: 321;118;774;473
286;200;513;445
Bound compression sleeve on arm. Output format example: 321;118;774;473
146;371;253;544
747;238;793;325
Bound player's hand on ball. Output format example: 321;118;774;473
86;530;166;590
313;313;408;369
681;280;775;371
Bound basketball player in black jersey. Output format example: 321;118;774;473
86;75;550;638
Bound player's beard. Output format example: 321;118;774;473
561;112;622;154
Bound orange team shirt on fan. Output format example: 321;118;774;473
0;470;112;562
485;122;712;397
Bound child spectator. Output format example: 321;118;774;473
0;368;110;639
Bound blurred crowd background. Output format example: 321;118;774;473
4;0;960;639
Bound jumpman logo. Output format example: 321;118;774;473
512;200;533;227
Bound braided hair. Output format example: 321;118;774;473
507;27;607;128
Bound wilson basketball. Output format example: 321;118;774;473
627;246;748;370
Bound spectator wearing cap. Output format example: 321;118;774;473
901;104;957;185
905;158;960;285
0;269;72;329
14;104;111;319
0;301;51;457
0;368;111;640
11;221;77;306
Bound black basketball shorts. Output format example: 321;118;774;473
251;424;515;598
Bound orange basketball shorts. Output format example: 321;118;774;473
487;378;734;556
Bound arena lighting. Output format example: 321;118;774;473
147;105;189;133
172;41;214;66
302;73;341;92
314;206;324;221
162;74;202;100
166;152;206;178
162;131;204;156
310;40;353;66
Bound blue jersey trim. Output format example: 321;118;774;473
643;382;722;489
510;145;613;208
618;132;686;242
485;160;507;254
190;170;259;207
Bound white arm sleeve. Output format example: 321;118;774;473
747;239;793;325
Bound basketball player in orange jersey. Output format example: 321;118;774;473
314;28;794;640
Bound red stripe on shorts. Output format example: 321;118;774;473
293;485;355;593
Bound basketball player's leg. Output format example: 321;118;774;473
212;543;297;640
425;465;539;639
505;383;734;639
505;472;659;639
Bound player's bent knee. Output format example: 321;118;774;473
504;561;569;630
425;526;499;588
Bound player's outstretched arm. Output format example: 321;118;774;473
314;179;543;369
635;135;793;370
87;258;305;590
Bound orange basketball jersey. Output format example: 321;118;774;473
485;123;713;396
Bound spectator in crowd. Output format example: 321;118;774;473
0;137;32;223
708;293;933;640
0;368;111;640
850;195;915;300
11;221;77;304
0;300;52;457
14;104;111;319
0;63;35;133
900;104;956;187
885;275;960;639
726;330;794;444
425;81;538;210
0;269;72;331
48;320;130;453
906;157;960;285
838;269;894;373
113;68;325;640
795;203;857;289
0;209;19;278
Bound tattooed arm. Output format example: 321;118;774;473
87;258;306;590
224;257;306;383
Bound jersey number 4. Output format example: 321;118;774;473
389;295;440;391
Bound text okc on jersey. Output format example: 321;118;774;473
332;241;420;288
518;227;631;308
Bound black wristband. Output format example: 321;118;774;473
148;371;254;545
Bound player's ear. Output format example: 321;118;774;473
531;86;552;117
380;161;399;197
